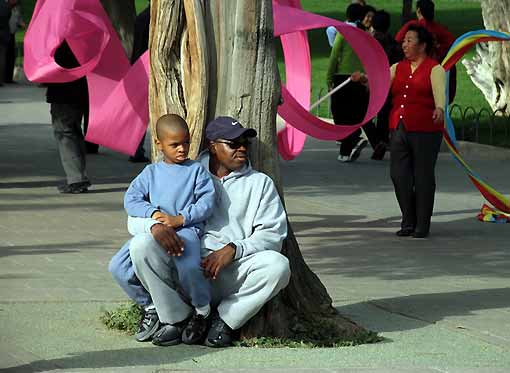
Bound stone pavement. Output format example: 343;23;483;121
1;84;509;372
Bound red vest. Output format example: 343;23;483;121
389;57;443;132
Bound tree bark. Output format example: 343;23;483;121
149;0;366;339
401;0;413;25
100;0;136;57
462;0;510;115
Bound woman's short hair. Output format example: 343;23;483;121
406;24;434;55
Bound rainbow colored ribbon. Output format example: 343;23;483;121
442;30;510;213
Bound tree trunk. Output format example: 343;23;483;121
401;0;413;25
100;0;136;58
462;0;510;115
149;0;366;339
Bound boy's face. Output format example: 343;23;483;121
155;128;190;164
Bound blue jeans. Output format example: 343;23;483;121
109;239;152;306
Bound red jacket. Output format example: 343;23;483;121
396;19;456;61
390;57;443;132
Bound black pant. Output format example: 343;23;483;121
390;123;442;234
331;74;378;156
4;34;15;83
375;96;392;145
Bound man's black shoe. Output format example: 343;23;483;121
182;312;208;345
135;307;160;342
152;321;186;346
57;181;90;194
412;231;429;239
205;315;232;348
396;228;414;237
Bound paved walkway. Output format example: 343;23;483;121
1;85;509;372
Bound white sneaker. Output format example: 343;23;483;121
337;154;352;162
349;139;368;162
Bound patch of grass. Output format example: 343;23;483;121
101;303;383;348
100;302;142;335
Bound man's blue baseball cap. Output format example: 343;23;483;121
205;116;257;141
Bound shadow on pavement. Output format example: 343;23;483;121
339;287;510;333
3;345;217;372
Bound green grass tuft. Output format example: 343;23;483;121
100;303;142;335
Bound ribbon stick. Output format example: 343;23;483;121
441;30;510;213
309;77;351;111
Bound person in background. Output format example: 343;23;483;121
46;41;91;194
4;0;24;84
327;3;378;162
395;0;456;101
354;25;446;238
361;5;375;31
129;3;151;163
0;0;13;86
369;10;403;160
326;0;369;47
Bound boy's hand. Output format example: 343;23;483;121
150;223;184;256
201;244;235;280
154;213;184;228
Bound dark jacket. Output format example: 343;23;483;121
0;1;11;45
46;41;88;104
130;6;150;64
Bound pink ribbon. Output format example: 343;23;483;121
24;0;148;155
274;0;391;159
24;0;389;159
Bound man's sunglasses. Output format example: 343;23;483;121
214;139;251;149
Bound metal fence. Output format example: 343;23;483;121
448;104;510;146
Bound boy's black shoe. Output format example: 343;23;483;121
135;307;160;342
152;320;186;346
181;312;208;345
205;315;232;348
396;228;414;237
57;181;90;194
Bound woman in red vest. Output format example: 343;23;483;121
354;24;445;238
390;24;446;238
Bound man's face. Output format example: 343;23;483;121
210;136;251;172
155;128;190;164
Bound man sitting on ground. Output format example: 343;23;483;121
109;116;291;347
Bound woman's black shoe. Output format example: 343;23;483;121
396;228;414;237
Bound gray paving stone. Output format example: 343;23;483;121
1;84;510;371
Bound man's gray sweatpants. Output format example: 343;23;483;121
129;233;291;329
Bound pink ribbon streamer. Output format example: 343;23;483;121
24;0;389;159
274;1;391;159
24;0;148;155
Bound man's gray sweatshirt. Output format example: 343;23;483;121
127;151;288;259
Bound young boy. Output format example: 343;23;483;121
122;114;215;345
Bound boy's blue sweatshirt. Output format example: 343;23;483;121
124;160;215;232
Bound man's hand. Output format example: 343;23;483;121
152;212;184;228
432;108;444;124
201;244;236;280
150;223;184;256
